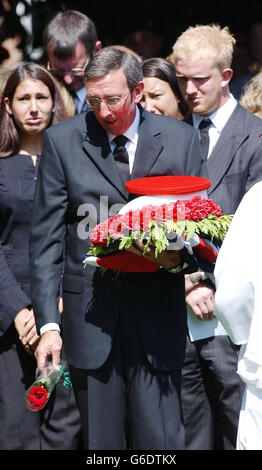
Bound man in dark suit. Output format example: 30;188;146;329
43;10;102;114
172;24;262;450
29;46;204;450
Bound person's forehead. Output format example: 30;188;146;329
14;78;50;94
175;56;216;76
86;69;128;95
48;41;87;65
143;76;172;92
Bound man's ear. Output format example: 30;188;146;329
133;81;144;104
221;68;233;86
94;41;102;55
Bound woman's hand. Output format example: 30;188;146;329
14;308;40;354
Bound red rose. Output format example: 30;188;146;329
128;209;141;231
108;215;124;239
164;202;176;221
140;206;154;231
90;223;108;246
27;385;48;410
152;205;165;223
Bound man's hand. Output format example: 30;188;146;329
185;282;215;321
34;330;62;371
128;240;182;270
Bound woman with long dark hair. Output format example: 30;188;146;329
0;62;81;449
141;57;189;119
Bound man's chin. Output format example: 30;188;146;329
190;103;204;114
65;82;84;93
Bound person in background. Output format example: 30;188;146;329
141;57;189;119
112;44;142;63
42;9;102;114
0;66;12;97
0;61;81;450
123;28;164;60
215;180;262;450
172;23;262;450
230;22;262;99
239;71;262;118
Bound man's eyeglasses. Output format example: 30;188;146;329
47;57;89;77
85;89;131;109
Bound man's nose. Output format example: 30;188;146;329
186;80;197;94
63;72;74;85
98;100;113;117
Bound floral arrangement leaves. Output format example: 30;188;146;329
87;196;233;260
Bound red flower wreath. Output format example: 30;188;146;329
84;195;232;273
89;196;223;248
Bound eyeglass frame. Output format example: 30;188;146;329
85;89;132;109
47;56;90;77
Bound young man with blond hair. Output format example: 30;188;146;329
173;23;262;450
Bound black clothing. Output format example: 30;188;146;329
0;154;81;450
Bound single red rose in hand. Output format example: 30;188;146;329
28;385;48;409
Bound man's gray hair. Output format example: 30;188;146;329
84;46;143;89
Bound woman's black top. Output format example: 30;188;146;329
0;154;40;336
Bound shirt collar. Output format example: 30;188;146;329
74;86;87;103
192;94;238;131
108;106;140;144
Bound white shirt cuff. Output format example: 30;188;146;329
40;323;61;335
200;271;208;280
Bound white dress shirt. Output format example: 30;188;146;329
187;94;237;341
108;105;140;173
192;94;238;159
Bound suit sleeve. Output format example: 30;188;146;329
245;138;262;193
0;238;31;336
29;130;68;332
185;126;206;178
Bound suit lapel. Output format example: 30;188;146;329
82;112;128;199
82;109;165;199
207;104;249;195
131;109;164;179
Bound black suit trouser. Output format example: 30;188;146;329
70;303;185;450
181;333;245;450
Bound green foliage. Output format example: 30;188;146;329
87;214;233;258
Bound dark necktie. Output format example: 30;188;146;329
113;135;130;184
199;118;211;160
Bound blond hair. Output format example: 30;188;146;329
172;24;236;70
239;72;262;118
55;79;76;117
